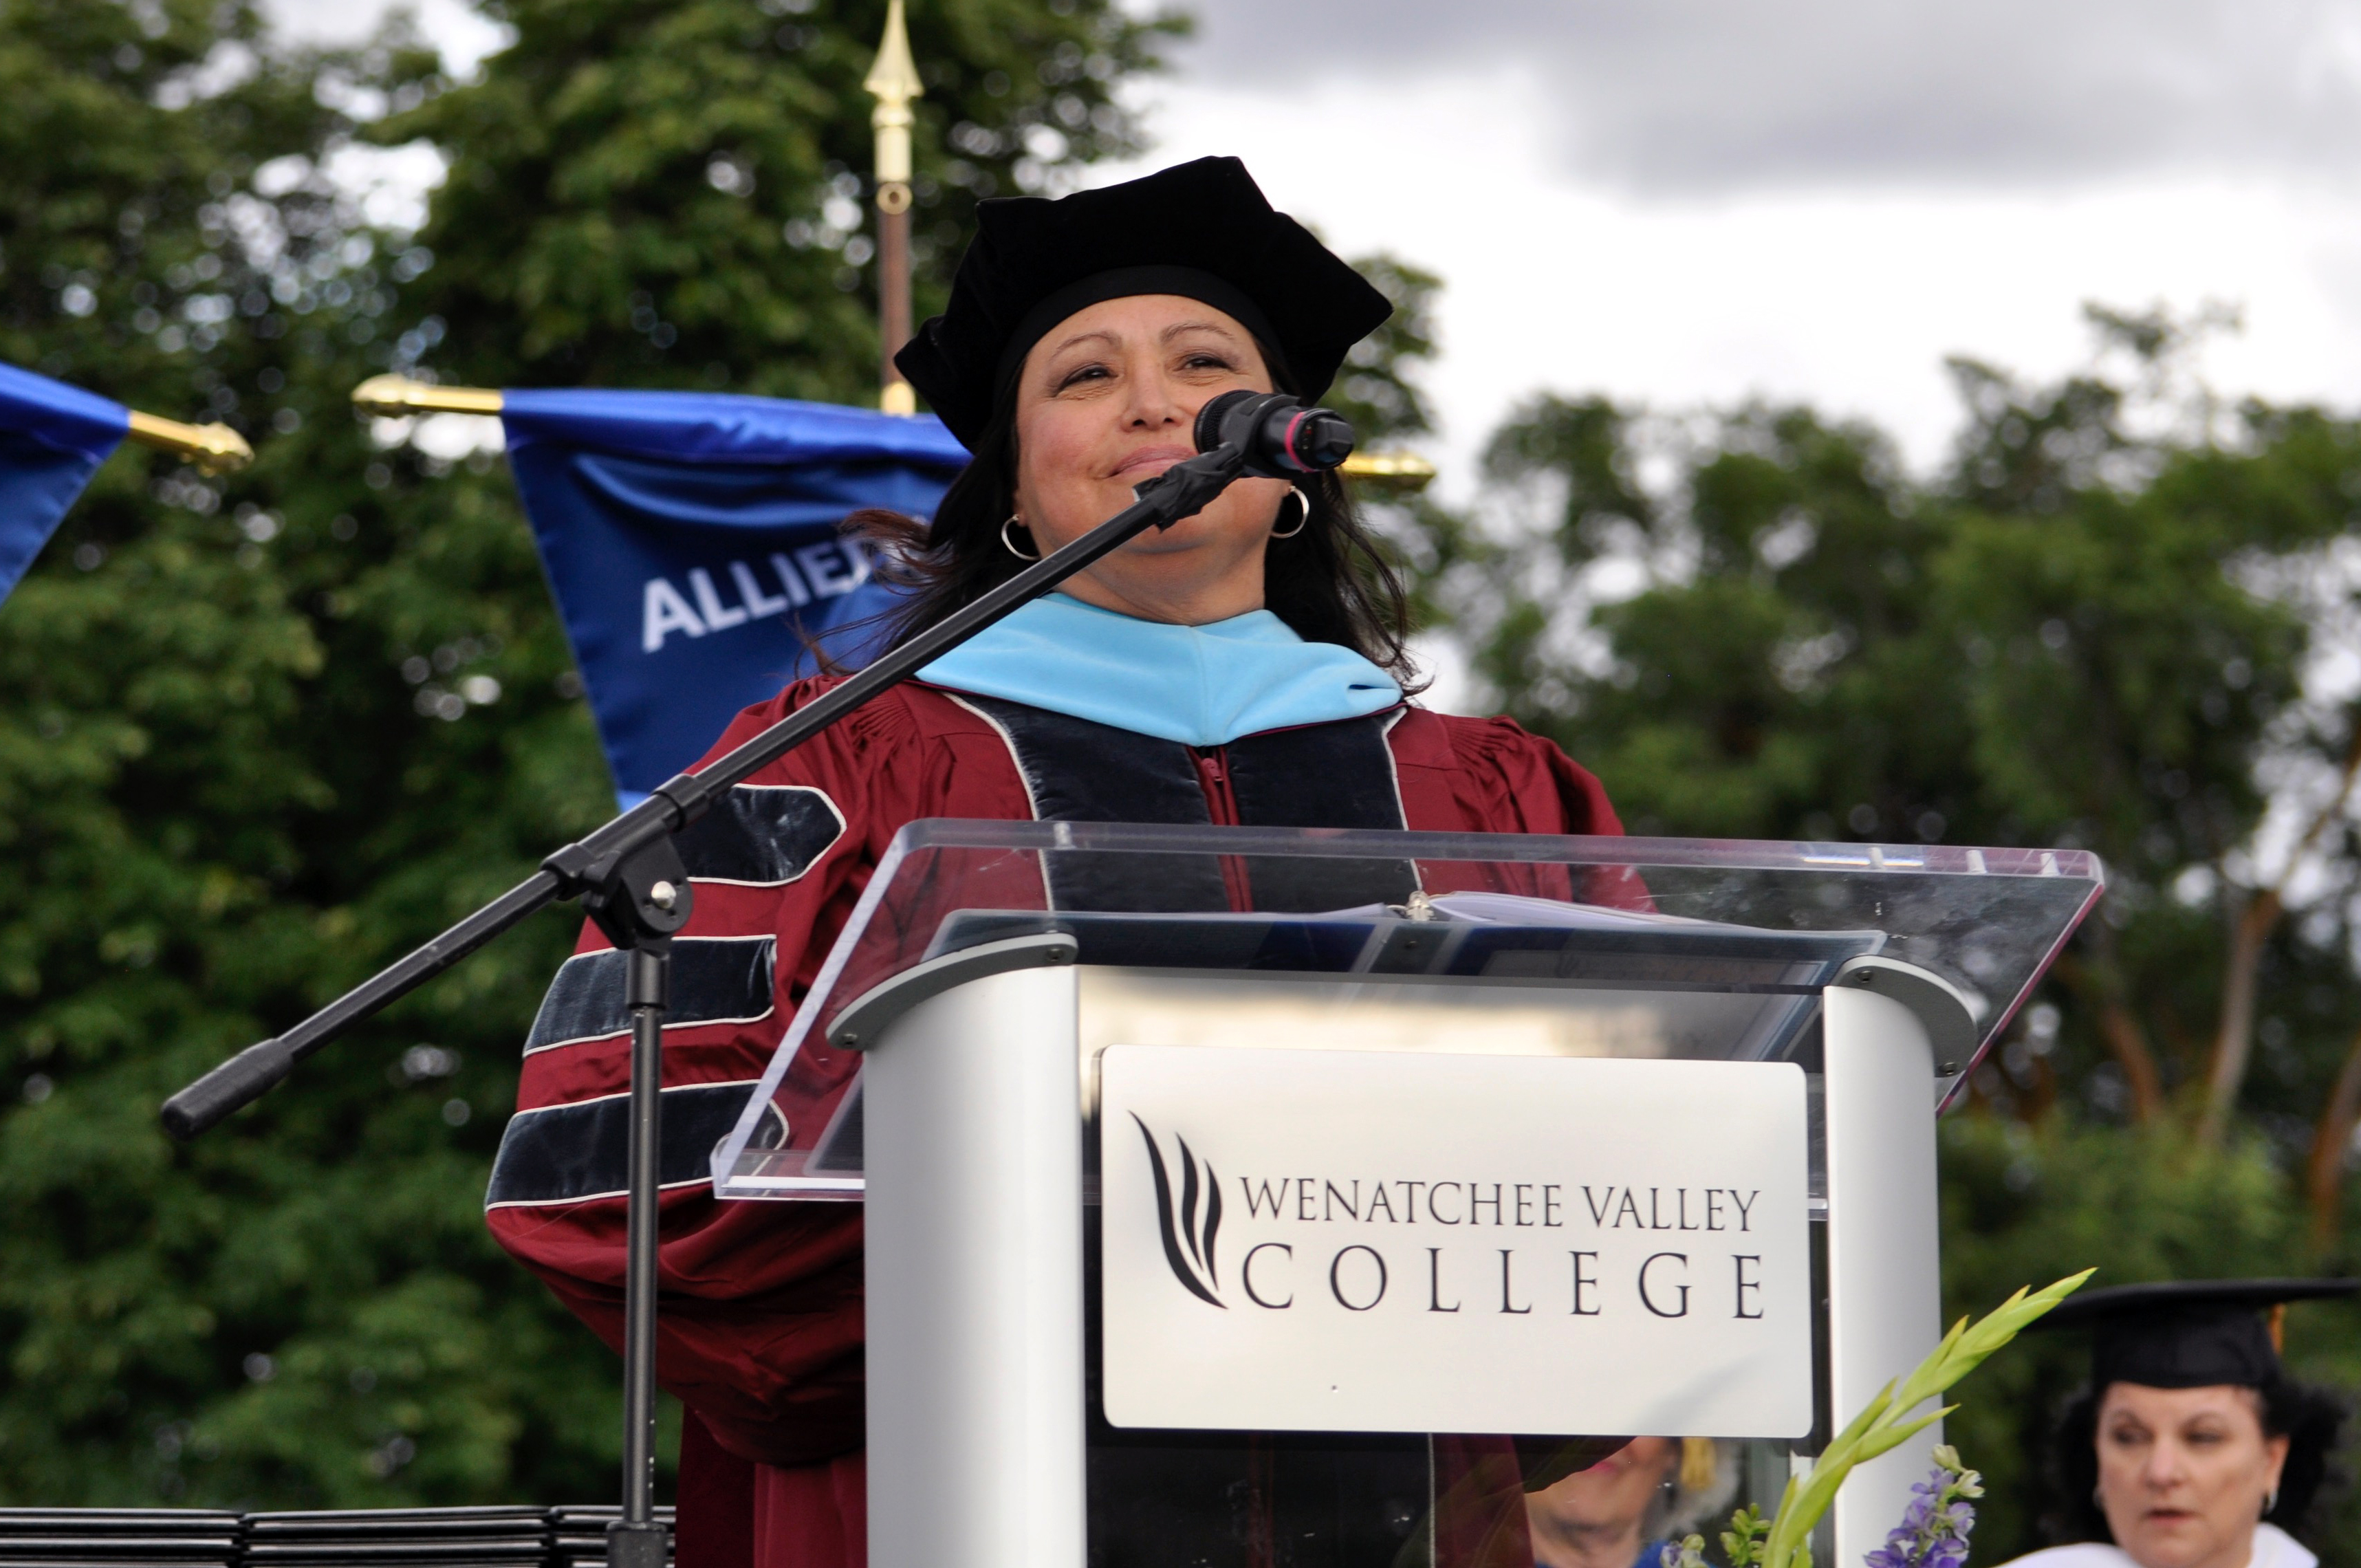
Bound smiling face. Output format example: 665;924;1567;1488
1008;292;1296;625
2095;1383;2289;1568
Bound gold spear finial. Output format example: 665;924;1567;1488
1340;451;1437;492
864;0;924;123
124;409;253;476
867;0;924;415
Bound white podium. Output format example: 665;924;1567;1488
714;824;2101;1568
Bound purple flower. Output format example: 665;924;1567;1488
1866;1448;1983;1568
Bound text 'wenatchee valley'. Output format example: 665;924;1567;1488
1234;1180;1761;1232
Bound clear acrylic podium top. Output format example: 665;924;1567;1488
710;820;2104;1201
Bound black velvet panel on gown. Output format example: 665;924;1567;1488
960;697;1417;914
957;696;1435;1567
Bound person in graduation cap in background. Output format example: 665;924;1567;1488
484;155;1629;1568
2000;1281;2354;1568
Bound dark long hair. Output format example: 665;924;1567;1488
846;367;1422;686
2048;1378;2348;1543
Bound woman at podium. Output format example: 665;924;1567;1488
1998;1281;2350;1568
486;156;1630;1568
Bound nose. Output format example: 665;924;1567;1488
2141;1443;2188;1494
1120;359;1189;432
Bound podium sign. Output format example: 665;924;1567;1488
1100;1045;1811;1436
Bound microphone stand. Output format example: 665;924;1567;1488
160;437;1261;1568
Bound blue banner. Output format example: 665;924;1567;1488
500;390;969;803
0;362;129;602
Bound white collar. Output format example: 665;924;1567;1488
2001;1523;2316;1568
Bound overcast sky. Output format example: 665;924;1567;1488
1086;0;2361;490
266;0;2361;491
1167;0;2361;190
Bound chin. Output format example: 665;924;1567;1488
1113;527;1209;558
2122;1521;2223;1568
1116;512;1228;553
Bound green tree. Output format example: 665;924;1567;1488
1430;308;2361;1154
1320;252;1439;447
1408;308;2361;1562
0;0;1170;1506
382;0;1181;402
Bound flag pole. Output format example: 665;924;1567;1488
347;374;1435;490
866;0;923;415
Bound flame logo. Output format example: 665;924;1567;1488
1132;1113;1224;1308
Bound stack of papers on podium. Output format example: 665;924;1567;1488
931;889;1883;990
1344;891;1726;927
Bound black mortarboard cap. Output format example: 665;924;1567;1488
895;157;1393;449
2038;1278;2360;1389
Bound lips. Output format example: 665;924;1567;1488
1111;444;1193;479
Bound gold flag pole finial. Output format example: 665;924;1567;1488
867;0;924;415
350;375;506;417
1339;450;1437;493
124;410;254;476
863;0;924;116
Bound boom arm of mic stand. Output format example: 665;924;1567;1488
160;446;1250;1140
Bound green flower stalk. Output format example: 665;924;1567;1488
1721;1269;2092;1568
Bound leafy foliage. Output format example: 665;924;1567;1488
1319;252;1439;446
381;0;1183;401
1406;309;2361;1563
1428;309;2361;1145
0;0;1168;1507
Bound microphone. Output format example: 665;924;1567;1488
1193;391;1356;478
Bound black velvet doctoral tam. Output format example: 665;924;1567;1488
2041;1278;2360;1389
894;155;1392;448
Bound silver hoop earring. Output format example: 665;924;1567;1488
1001;514;1038;560
1270;488;1309;539
2265;1487;2280;1517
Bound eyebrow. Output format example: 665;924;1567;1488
1042;327;1120;360
1162;318;1240;342
1043;316;1245;361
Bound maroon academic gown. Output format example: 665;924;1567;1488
486;677;1629;1568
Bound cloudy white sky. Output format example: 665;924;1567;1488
270;0;2361;491
1107;0;2361;489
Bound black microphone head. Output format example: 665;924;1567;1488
1283;409;1355;472
1193;390;1358;477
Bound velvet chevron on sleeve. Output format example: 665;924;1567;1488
483;678;1034;1466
